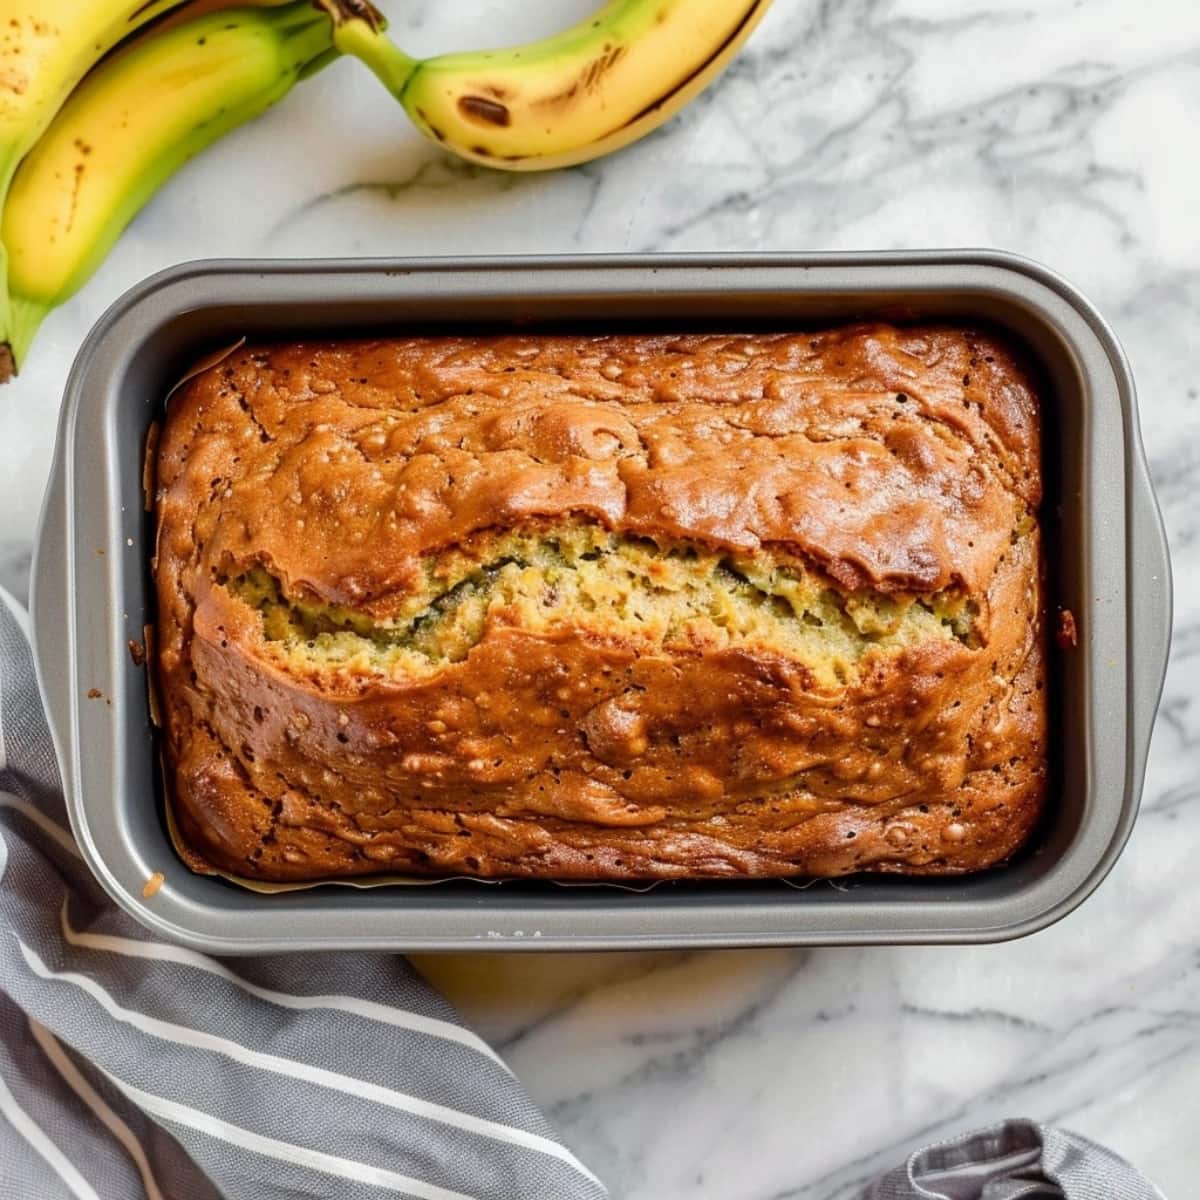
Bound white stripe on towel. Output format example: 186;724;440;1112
0;583;31;774
0;1064;101;1200
19;938;603;1188
97;1068;480;1200
0;584;31;637
29;1019;166;1200
58;898;509;1072
0;792;82;859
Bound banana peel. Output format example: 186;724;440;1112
317;0;771;171
0;2;336;374
0;0;299;381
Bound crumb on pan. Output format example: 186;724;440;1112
1056;607;1078;649
142;871;165;898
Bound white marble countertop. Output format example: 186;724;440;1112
3;1;1198;1195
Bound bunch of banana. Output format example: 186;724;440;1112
316;0;771;171
0;0;769;376
0;0;295;376
2;2;335;369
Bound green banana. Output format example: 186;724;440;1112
1;2;335;370
316;0;771;171
0;0;290;378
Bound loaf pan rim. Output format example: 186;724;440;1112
31;249;1171;952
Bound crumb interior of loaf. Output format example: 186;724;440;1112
226;526;978;687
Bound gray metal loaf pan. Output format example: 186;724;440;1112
31;252;1171;953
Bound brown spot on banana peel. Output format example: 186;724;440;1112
458;95;510;126
535;44;624;112
66;161;86;237
580;44;625;93
413;106;448;141
0;70;28;97
0;346;15;385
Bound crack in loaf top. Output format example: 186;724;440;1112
157;325;1041;615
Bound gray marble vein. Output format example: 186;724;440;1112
3;0;1199;1195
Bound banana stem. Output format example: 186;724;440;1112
312;0;418;97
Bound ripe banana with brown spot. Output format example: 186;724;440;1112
1;2;335;370
0;0;290;377
317;0;771;171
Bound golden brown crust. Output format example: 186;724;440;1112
154;325;1046;882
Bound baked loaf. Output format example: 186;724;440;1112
153;325;1046;882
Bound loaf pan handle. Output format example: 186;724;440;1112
1128;444;1172;780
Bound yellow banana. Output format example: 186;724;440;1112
2;2;335;370
0;1;181;177
0;0;288;377
318;0;770;171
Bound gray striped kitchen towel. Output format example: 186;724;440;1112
854;1119;1165;1199
0;584;606;1200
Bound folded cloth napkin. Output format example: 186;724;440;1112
855;1119;1165;1199
0;585;1167;1200
0;586;607;1200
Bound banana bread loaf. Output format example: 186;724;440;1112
153;325;1046;882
